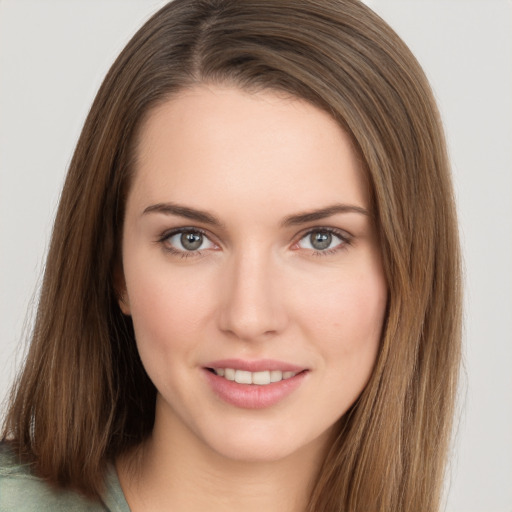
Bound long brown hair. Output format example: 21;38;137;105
2;1;462;510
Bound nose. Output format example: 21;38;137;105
217;249;288;342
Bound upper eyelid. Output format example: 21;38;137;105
158;226;213;241
295;226;353;242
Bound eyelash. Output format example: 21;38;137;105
157;227;212;259
156;226;352;258
297;227;352;257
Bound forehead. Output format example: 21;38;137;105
129;84;368;217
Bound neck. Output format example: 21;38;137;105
117;406;329;512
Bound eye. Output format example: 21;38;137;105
161;229;216;253
296;229;349;253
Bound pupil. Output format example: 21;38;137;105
181;232;202;250
311;232;332;250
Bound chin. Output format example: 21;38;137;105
196;419;332;465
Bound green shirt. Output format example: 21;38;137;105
0;443;131;512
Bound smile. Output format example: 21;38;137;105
203;360;308;409
209;368;298;385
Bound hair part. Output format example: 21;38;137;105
3;1;462;510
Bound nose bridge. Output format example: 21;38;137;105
218;245;286;341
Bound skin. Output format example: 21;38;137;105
117;84;387;512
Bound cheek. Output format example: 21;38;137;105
123;261;213;357
124;267;216;399
301;267;387;361
307;270;387;416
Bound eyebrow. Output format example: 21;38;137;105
142;202;370;227
142;202;225;227
281;203;370;226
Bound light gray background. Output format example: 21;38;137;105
1;1;511;511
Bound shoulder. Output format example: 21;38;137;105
0;442;107;512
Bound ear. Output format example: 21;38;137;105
113;264;131;316
118;290;131;316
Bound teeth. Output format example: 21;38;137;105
270;370;282;383
252;371;271;385
213;368;298;385
224;368;235;381
235;370;252;384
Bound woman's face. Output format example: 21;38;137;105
120;85;387;463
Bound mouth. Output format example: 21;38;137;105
206;367;302;385
202;358;308;408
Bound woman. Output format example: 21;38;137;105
0;1;462;511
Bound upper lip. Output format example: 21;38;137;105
204;358;306;373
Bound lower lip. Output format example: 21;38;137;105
203;369;308;409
